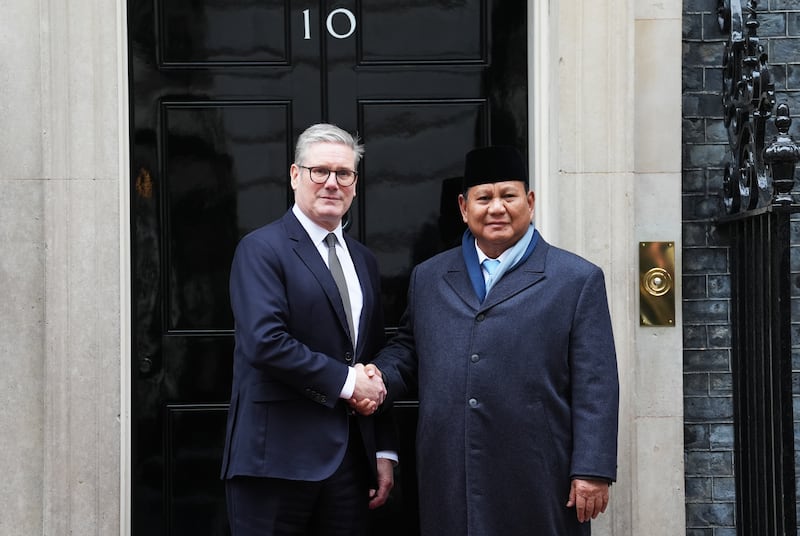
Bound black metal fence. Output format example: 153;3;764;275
722;206;797;535
717;1;800;533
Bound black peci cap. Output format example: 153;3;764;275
462;145;527;191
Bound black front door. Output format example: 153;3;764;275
128;1;527;534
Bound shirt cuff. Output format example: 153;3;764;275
571;475;613;485
339;367;357;399
377;450;399;465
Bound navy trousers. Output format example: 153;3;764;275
225;423;370;536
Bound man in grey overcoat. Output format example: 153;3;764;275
365;145;619;535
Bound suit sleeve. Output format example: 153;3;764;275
373;407;398;452
373;266;420;405
568;266;619;482
230;233;350;407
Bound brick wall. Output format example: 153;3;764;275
682;0;800;534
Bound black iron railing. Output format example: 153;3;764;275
717;1;800;534
723;206;797;535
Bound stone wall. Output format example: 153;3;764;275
682;0;800;534
0;0;126;534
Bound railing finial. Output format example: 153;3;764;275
764;103;800;205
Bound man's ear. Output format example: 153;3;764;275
458;193;468;223
528;190;536;219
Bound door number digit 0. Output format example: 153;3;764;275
326;8;356;39
303;8;356;40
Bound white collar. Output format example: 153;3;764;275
292;204;345;247
474;241;510;264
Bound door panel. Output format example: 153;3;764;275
165;405;230;535
159;1;289;65
163;102;290;331
129;1;527;533
358;2;482;62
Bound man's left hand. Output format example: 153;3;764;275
368;458;395;509
566;478;610;523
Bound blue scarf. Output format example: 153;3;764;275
462;223;539;302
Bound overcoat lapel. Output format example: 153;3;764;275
282;212;353;346
444;239;551;312
481;241;549;311
443;262;482;311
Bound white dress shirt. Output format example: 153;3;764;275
291;205;363;400
292;205;363;346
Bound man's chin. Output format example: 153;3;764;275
317;200;347;211
481;230;513;243
314;209;348;227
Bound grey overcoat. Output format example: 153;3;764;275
375;235;619;535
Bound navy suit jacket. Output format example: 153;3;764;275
220;210;392;484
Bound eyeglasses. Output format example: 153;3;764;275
299;165;358;187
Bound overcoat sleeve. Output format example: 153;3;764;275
568;266;619;482
373;266;420;405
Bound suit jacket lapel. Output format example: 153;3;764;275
283;212;352;340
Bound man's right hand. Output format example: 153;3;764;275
350;363;386;415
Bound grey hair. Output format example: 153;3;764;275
294;123;365;167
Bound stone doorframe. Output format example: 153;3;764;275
532;2;685;535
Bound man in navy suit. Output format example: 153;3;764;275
221;123;395;535
364;146;619;535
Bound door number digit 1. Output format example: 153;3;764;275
303;8;357;40
303;9;311;39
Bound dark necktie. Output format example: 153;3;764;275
324;233;355;343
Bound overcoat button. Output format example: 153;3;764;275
468;398;478;407
470;354;480;363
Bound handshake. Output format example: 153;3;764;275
349;363;386;416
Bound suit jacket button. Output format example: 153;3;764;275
468;398;478;408
344;352;353;363
476;313;485;322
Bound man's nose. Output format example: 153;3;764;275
488;197;504;212
323;173;339;188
